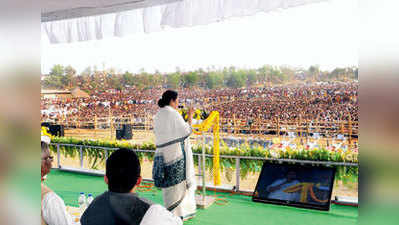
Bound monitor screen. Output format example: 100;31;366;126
252;162;336;211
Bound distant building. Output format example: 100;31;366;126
41;88;89;99
70;87;90;98
41;90;72;99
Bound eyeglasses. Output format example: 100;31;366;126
42;156;54;161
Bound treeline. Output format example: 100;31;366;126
41;65;358;91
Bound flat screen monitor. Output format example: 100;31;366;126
252;162;336;211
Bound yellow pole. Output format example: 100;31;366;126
213;113;221;185
192;111;221;186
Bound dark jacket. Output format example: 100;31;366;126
80;191;153;225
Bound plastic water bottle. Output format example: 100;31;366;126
87;193;94;206
78;192;86;213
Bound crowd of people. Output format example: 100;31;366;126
41;81;358;128
206;81;358;122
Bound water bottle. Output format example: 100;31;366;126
87;193;94;206
78;192;86;213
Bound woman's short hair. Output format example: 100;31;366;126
158;90;178;108
106;148;141;193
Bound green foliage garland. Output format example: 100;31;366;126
50;137;358;182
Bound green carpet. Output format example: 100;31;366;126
45;170;358;225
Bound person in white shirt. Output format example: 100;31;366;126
41;141;77;225
266;170;301;202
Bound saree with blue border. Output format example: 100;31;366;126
153;106;197;219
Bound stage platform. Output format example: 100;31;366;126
45;170;358;225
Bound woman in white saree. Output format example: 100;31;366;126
153;90;197;221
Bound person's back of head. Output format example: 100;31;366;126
106;148;141;193
82;149;159;225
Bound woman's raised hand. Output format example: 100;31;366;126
187;107;194;125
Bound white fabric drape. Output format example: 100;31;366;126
42;192;79;225
42;0;327;44
140;204;183;225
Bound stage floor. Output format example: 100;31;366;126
45;170;358;225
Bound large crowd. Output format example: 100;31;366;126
41;81;358;126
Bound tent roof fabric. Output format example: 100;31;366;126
42;0;328;44
42;0;146;13
42;0;180;22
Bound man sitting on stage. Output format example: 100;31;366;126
41;141;77;225
80;148;182;225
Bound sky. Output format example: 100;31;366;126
41;0;357;74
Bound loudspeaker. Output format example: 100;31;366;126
48;124;64;137
122;124;133;140
41;122;51;128
49;125;57;136
116;129;124;140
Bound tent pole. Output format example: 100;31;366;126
202;133;206;201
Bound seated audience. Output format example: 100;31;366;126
80;148;182;225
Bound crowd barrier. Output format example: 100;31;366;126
43;116;358;138
50;143;358;193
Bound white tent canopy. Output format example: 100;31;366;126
41;0;180;22
42;0;326;44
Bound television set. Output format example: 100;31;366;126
252;162;336;211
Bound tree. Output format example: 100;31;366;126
205;73;216;89
183;71;199;87
152;73;164;87
257;65;273;83
205;71;224;89
167;73;181;89
64;65;76;88
42;64;78;89
247;69;258;86
308;65;320;81
81;66;92;76
65;65;76;76
42;64;357;91
227;71;245;88
122;71;135;86
280;66;295;82
109;75;122;90
49;64;65;76
329;68;346;80
42;64;66;89
269;67;284;83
